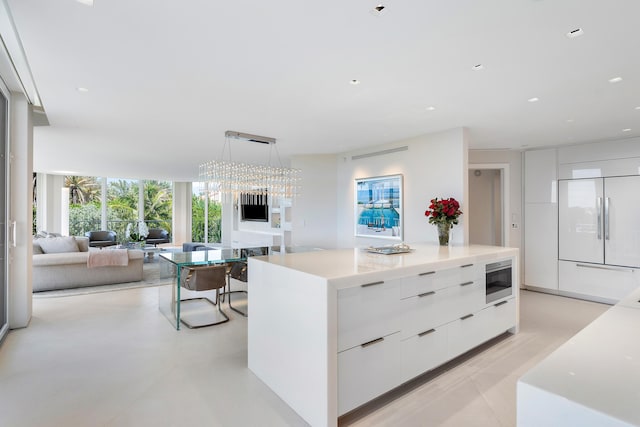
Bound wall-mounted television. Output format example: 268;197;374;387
240;193;269;222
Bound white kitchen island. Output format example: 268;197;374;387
248;244;519;427
518;286;640;427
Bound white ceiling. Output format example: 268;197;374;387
7;0;640;181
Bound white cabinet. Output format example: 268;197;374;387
525;149;557;203
447;311;486;358
400;326;448;383
446;276;485;320
338;331;402;415
337;278;403;415
480;297;517;339
524;148;559;291
338;278;402;352
337;258;516;417
558;175;640;301
401;287;450;339
448;297;516;358
604;176;640;268
558;261;639;302
558;178;604;264
524;204;558;290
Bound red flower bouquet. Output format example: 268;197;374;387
424;197;462;225
425;197;462;245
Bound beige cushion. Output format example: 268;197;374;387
37;236;80;254
74;236;89;252
33;239;44;255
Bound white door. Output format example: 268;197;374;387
604;176;640;268
558;179;604;264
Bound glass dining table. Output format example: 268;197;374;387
158;248;252;330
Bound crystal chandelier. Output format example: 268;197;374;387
199;131;301;202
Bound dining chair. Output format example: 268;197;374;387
179;264;229;328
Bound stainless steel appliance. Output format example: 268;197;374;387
486;259;512;303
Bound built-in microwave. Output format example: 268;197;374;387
485;259;512;304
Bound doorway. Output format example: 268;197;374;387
468;164;509;247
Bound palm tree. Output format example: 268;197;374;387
65;176;100;205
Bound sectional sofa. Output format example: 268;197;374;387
32;236;144;292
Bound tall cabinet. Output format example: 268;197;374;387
523;139;640;303
523;149;558;291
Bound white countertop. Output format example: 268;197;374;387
253;243;518;283
519;303;640;426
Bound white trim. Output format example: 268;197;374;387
0;75;8;341
468;163;510;247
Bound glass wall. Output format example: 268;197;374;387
62;176;173;243
106;178;138;239
192;182;222;243
67;175;102;236
143;180;172;234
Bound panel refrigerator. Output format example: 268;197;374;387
558;176;640;301
559;176;640;268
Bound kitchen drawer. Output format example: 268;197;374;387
559;260;640;303
433;263;481;290
338;331;402;415
401;263;480;299
481;297;517;339
400;325;448;383
447;311;486;359
446;278;485;320
448;298;516;359
338;278;402;352
400;287;451;339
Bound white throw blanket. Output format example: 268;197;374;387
87;249;129;268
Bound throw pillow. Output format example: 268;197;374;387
32;239;44;255
37;236;80;254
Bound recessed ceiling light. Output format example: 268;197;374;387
426;106;436;111
528;97;539;103
369;5;385;16
472;64;484;71
76;87;89;92
609;76;623;83
566;28;584;38
349;79;360;85
622;128;632;132
566;119;574;123
76;0;94;5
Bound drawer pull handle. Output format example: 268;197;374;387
361;337;384;348
418;328;436;337
460;281;474;287
494;300;508;307
460;313;474;320
461;263;474;268
418;291;436;298
576;263;634;273
419;271;436;276
361;281;384;288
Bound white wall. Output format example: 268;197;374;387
334;128;469;248
35;173;64;234
290;154;338;249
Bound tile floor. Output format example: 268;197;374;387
0;288;609;427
